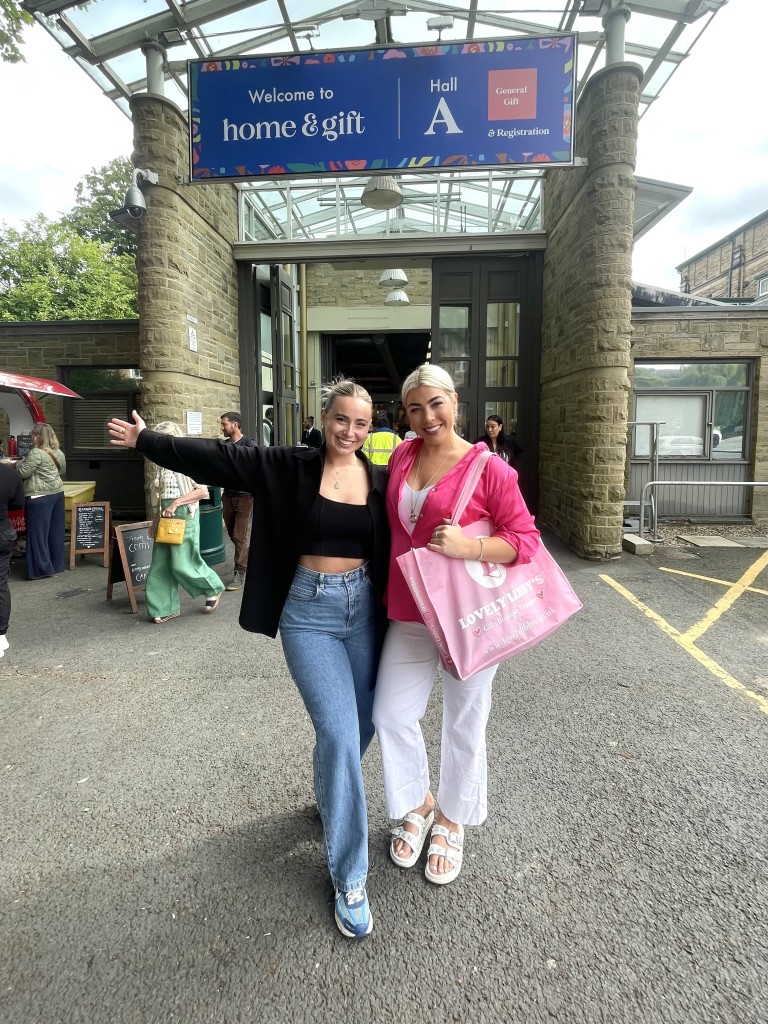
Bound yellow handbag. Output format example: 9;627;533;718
155;516;187;544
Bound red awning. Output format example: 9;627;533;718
0;371;81;398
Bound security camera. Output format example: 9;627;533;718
123;184;147;219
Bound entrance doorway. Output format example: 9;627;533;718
322;330;430;425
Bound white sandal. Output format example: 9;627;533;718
424;823;464;885
389;809;435;868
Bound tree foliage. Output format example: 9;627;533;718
62;156;137;257
0;1;33;64
0;215;138;321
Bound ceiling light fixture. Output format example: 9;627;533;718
378;269;408;288
384;288;410;306
361;175;403;211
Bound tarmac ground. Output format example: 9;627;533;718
2;530;767;1024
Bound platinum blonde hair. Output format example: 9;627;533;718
320;376;372;415
401;364;457;405
154;420;185;437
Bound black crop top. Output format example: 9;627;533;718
302;494;373;558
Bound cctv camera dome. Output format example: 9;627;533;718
124;184;146;218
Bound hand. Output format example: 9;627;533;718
108;410;146;448
426;518;471;559
161;503;178;518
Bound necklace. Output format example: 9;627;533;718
328;460;352;490
409;437;456;523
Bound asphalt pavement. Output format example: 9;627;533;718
2;532;767;1024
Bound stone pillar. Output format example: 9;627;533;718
539;64;642;559
129;94;241;435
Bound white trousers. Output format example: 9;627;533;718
372;620;497;826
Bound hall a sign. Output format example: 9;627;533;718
188;35;575;181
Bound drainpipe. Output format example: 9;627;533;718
299;263;308;416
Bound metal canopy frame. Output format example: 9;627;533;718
21;1;725;248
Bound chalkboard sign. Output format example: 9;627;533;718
106;521;153;613
69;501;110;568
16;433;33;457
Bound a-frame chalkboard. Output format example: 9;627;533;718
106;521;153;613
69;501;110;569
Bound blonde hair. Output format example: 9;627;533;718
320;376;372;415
31;422;60;449
401;364;457;405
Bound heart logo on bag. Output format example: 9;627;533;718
473;627;481;637
536;590;544;598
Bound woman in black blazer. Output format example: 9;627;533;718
472;414;522;465
109;378;389;941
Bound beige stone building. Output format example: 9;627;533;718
677;209;768;302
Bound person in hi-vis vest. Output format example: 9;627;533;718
363;414;402;466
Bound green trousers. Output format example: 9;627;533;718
145;502;224;619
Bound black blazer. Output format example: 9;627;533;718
301;427;322;448
136;432;390;640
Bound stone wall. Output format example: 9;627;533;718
305;263;432;306
631;308;768;523
130;95;241;432
678;211;768;299
0;319;138;437
539;64;641;558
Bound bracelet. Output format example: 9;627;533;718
477;537;484;561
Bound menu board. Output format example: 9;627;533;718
69;502;109;568
106;521;153;613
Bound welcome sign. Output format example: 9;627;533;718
188;35;576;181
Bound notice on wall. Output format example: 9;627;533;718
186;411;203;435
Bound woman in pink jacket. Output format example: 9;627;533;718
372;364;540;885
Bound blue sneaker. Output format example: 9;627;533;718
334;887;373;939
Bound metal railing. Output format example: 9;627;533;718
639;481;768;542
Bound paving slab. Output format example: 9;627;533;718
730;537;768;548
677;534;743;547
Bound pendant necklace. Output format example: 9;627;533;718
409;437;457;523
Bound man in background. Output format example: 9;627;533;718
362;413;402;466
262;407;274;447
301;415;322;448
0;460;24;657
220;411;257;592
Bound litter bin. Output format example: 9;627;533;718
199;486;225;567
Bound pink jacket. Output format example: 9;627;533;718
385;440;540;623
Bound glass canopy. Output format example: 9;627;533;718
22;1;725;248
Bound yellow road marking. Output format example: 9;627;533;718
600;573;768;716
659;567;768;598
679;549;768;645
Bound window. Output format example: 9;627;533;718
65;367;140;453
632;361;750;460
756;275;768;298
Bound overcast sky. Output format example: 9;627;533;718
0;0;764;292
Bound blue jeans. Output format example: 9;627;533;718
25;492;65;580
279;563;377;892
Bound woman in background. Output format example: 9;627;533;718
145;421;225;623
472;414;522;465
16;423;66;580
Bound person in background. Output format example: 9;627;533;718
16;423;66;581
0;460;24;656
373;364;539;887
472;415;522;466
362;413;402;466
220;411;257;592
301;415;322;448
108;377;390;940
145;421;225;623
262;407;274;447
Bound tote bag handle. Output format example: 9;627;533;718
449;450;493;526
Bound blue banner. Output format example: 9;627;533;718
189;36;575;181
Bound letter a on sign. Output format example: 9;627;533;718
424;98;463;136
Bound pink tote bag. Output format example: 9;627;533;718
397;452;582;681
